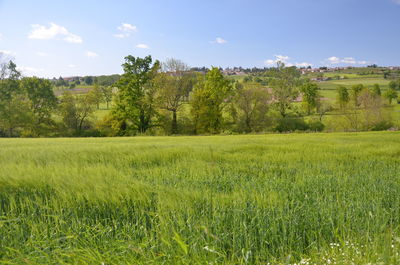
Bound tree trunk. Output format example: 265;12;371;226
171;110;178;134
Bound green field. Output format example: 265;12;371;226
1;133;400;264
318;77;390;92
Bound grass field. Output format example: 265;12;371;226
1;133;400;264
318;77;390;91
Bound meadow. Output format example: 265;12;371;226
1;132;400;264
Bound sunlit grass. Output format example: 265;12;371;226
1;133;400;264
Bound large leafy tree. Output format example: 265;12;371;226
336;85;350;110
155;58;196;134
268;63;302;117
230;82;270;133
384;88;398;105
112;55;160;135
300;81;320;115
190;67;233;134
21;77;57;132
89;84;104;109
0;60;30;136
59;91;97;135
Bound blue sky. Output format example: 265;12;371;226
0;0;399;78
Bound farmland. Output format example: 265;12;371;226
1;132;400;264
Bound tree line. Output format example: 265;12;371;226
0;55;398;137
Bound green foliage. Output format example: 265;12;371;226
84;76;94;85
112;55;160;135
94;74;120;86
372;83;381;96
274;117;309;132
190;67;233;134
2;58;400;137
268;64;302;117
300;81;320;115
89;84;104;109
20;77;57;134
155;58;196;134
384;88;398;104
308;120;325;132
388;80;398;91
351;84;364;107
336;85;350;110
59;91;97;135
230;82;270;133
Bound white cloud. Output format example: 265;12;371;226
85;51;99;58
275;55;290;62
114;23;137;38
68;64;76;68
264;55;313;68
296;62;313;67
28;23;82;43
264;59;275;65
327;56;341;64
211;37;227;44
326;56;369;65
36;51;48;57
342;57;356;64
118;23;137;32
0;33;2;40
136;43;149;49
264;54;290;65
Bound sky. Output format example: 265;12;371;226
0;0;399;78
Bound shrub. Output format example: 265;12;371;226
274;118;309;132
308;120;325;132
371;121;393;131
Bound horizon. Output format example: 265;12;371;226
1;0;400;78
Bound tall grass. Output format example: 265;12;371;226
1;132;400;264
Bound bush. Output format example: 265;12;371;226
308;120;325;132
80;129;104;137
371;121;393;131
274;118;309;132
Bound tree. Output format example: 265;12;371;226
0;60;28;136
351;84;364;107
89;84;103;109
300;81;320;115
20;77;57;135
336;85;350;110
316;101;332;122
358;88;392;131
372;84;381;96
59;91;97;134
100;86;113;109
84;76;94;86
112;55;160;135
155;58;196;134
388;81;398;91
231;82;270;133
384;88;398;105
190;67;233;134
268;63;301;117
